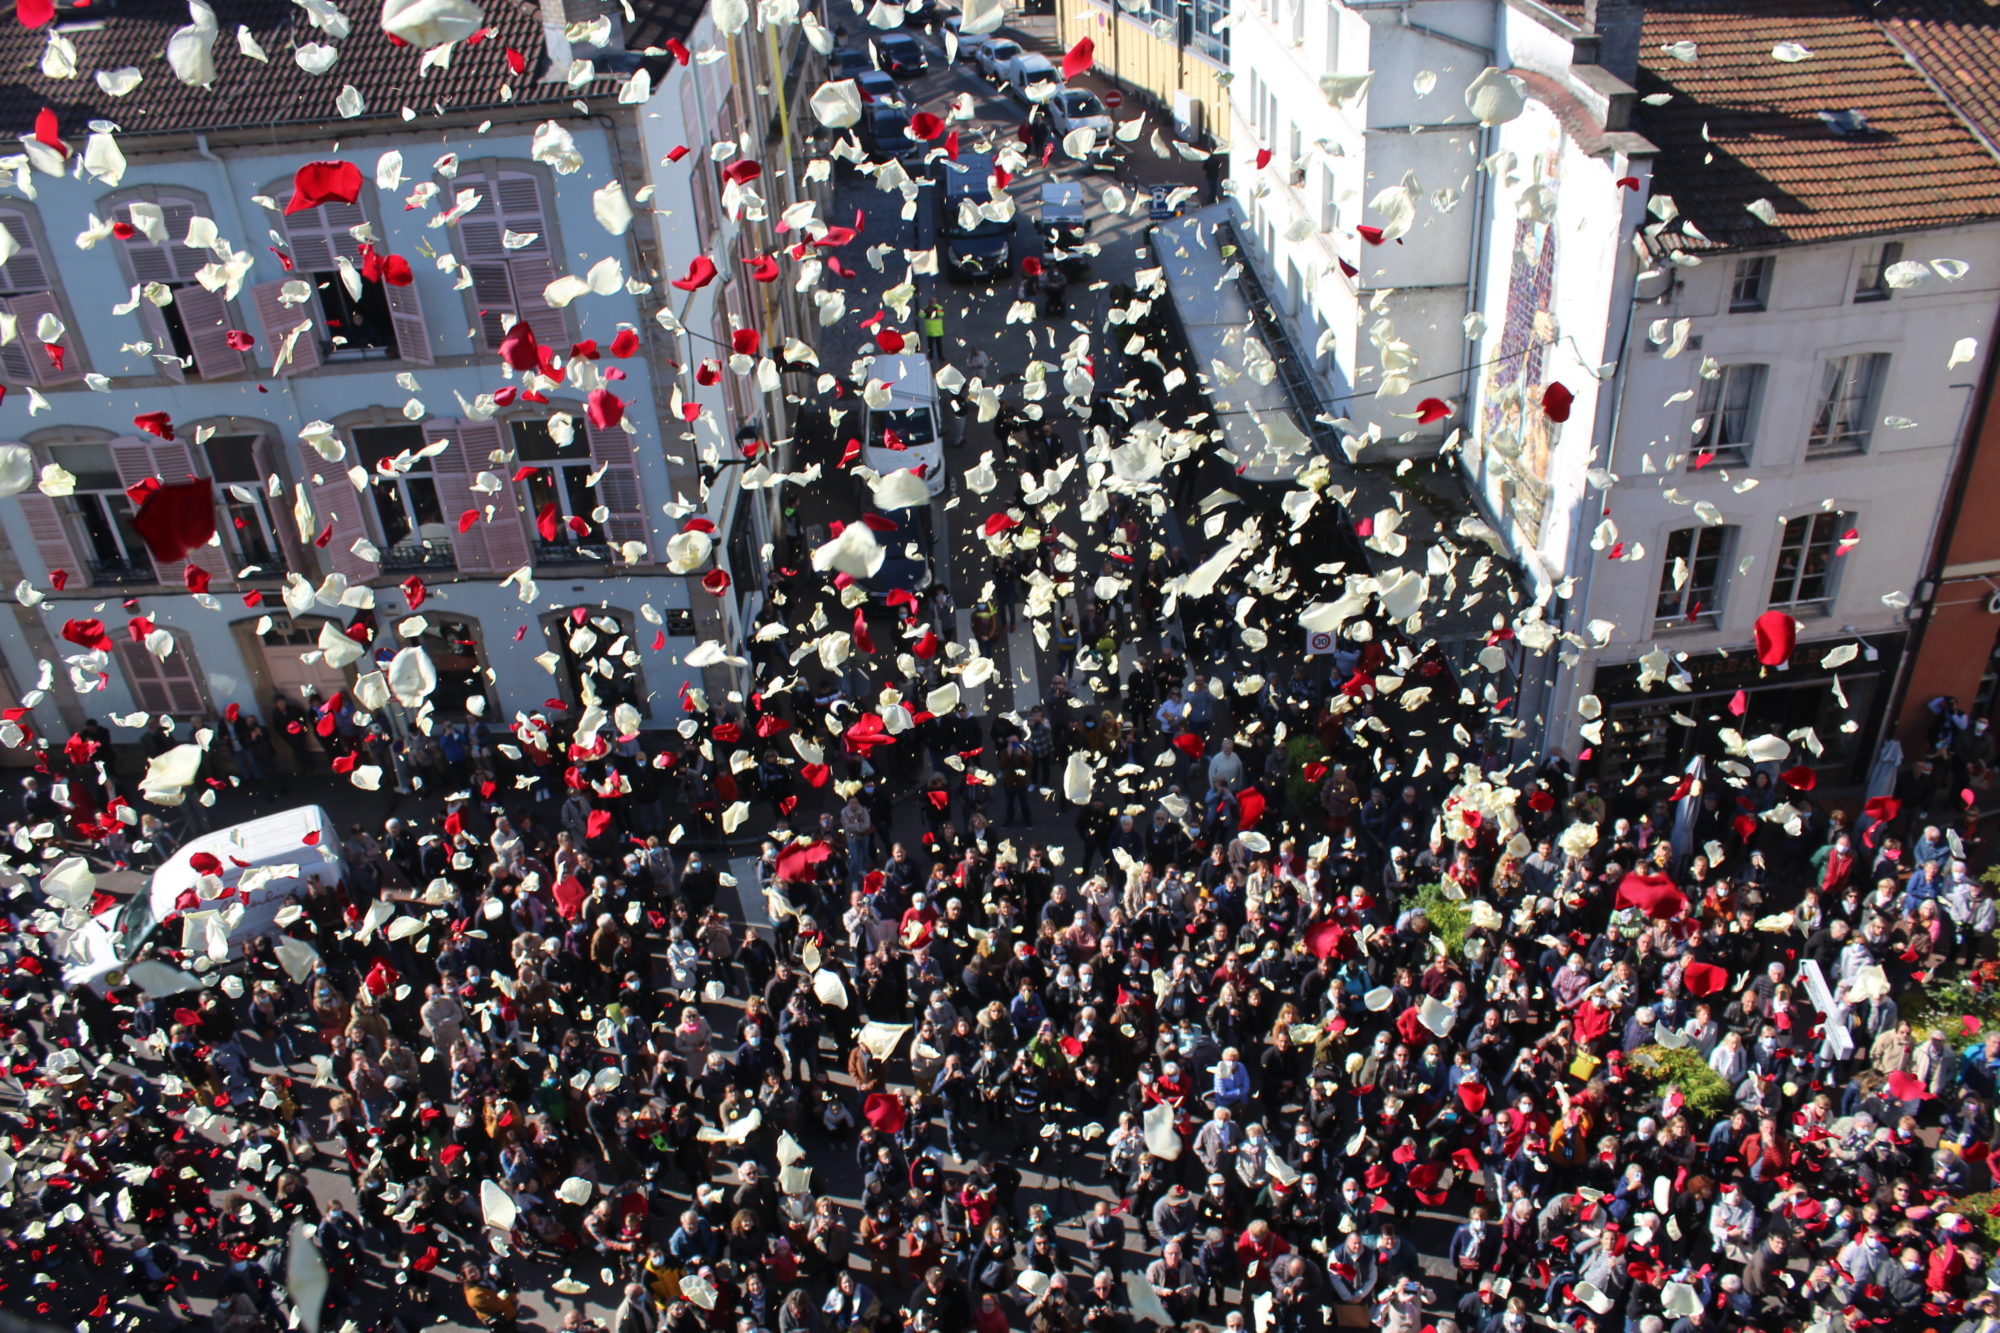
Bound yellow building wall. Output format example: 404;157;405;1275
1056;0;1233;144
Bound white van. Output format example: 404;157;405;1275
863;355;946;496
63;804;347;996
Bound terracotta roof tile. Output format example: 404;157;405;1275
0;0;686;144
1533;1;2000;250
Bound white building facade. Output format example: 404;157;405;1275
0;0;815;743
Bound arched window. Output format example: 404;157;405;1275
107;190;248;381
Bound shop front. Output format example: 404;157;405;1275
1588;631;1906;784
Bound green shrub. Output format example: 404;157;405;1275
1902;971;2000;1041
1959;1192;2000;1251
1629;1043;1736;1123
1410;882;1471;960
1282;734;1322;811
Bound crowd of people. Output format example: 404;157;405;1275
9;577;2000;1333
7;35;2000;1333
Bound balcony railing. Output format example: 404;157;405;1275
534;540;615;567
88;556;158;586
378;540;457;573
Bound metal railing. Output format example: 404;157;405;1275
87;556;157;586
377;540;457;573
534;540;615;567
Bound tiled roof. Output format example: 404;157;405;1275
1870;0;2000;159
1524;0;2000;250
0;0;684;144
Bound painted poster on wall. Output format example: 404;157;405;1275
1479;149;1560;546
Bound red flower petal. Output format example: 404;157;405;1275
1060;36;1095;81
284;160;364;216
1541;381;1574;422
1415;397;1450;424
672;255;718;290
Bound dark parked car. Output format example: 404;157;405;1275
877;31;930;76
829;47;871;79
858;104;915;158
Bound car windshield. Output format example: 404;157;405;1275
869;407;938;448
1023;67;1056;84
1062;91;1105;116
881;34;916;50
988;41;1019;59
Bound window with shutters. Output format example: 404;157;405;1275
114;631;209;717
514;419;611;565
111;196;243;380
458;170;562;351
280;199;397;359
202;433;282;568
49;439;156;585
353;425;455;572
0;207;56;385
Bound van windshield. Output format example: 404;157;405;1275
869;407;938;449
115;891;157;958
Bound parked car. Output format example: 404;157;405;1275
974;37;1021;79
1047;87;1113;148
932;150;1015;282
941;14;992;61
1001;51;1061;103
905;0;951;23
877;31;930;76
858;103;917;158
859;509;936;601
863;355;946;496
855;67;904;105
829;47;872;79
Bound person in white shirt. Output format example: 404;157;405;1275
1206;738;1244;792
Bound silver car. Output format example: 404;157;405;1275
1047;87;1112;146
974;37;1021;79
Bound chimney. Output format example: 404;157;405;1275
1582;0;1642;86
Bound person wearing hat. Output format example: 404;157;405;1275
1153;1183;1201;1247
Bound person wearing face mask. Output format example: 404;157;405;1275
1455;1276;1504;1333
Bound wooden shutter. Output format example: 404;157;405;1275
7;291;82;386
114;634;207;717
136;296;188;383
428;422;492;573
118;200;204;286
252;436;307;576
148;440;232;587
175;284;246;380
15;491;79;585
384;278;434;366
0;208;50;294
280;199;368;271
460;171;568;349
251;280;324;376
293;436;375;583
585;417;651;558
0;300;33;384
461;419;530;573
